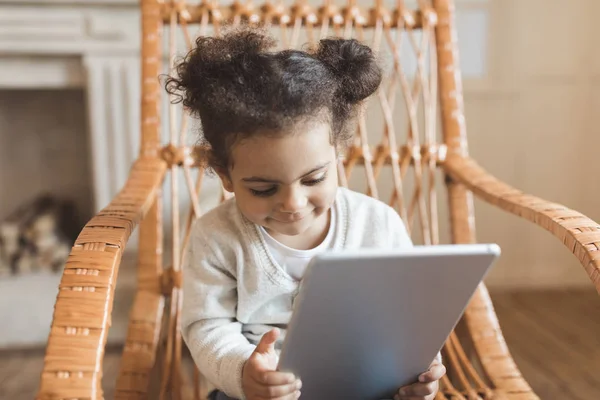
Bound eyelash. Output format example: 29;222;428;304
250;187;277;197
249;175;327;197
304;176;327;186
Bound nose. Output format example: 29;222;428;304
280;186;308;213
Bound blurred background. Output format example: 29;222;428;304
1;0;599;399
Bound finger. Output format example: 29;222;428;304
426;357;442;369
253;370;297;386
255;328;280;354
254;380;302;398
397;381;438;397
419;363;446;383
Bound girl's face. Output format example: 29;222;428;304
219;122;339;248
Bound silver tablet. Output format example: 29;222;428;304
277;244;500;400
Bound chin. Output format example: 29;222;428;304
270;221;311;237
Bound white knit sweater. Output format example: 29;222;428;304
181;187;413;399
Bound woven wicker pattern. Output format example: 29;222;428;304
37;158;166;399
35;1;600;400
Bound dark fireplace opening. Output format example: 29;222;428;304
0;89;93;275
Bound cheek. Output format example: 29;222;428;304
310;178;338;209
235;192;272;219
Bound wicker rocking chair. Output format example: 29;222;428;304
36;0;600;399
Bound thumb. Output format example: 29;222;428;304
254;328;280;354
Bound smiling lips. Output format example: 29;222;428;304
274;212;307;223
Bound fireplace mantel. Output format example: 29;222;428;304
0;1;140;55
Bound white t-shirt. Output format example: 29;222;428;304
258;207;336;280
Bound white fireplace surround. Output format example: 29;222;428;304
1;0;144;213
0;0;148;348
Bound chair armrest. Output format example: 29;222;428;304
444;155;600;293
37;157;166;400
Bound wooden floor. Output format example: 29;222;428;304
1;289;599;399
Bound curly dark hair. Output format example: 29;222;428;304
165;26;382;172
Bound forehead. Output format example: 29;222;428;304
230;123;334;177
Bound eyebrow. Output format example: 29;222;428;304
242;162;331;184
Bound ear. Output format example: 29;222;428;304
216;168;234;193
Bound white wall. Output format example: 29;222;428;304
463;0;600;289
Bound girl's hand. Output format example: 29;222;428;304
242;328;302;399
395;355;446;400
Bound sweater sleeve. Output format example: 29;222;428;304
388;208;413;248
181;226;255;399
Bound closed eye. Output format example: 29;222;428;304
249;186;278;197
248;172;327;196
303;174;327;186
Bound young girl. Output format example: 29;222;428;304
167;26;445;400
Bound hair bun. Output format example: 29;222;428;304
314;38;382;104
